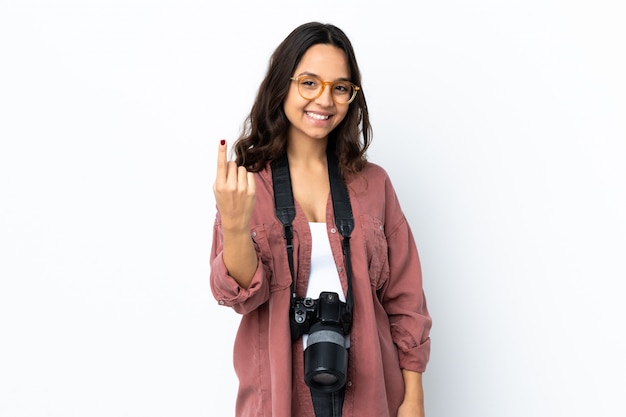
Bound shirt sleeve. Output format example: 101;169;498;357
379;178;432;373
209;213;270;315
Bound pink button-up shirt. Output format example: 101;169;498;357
210;162;431;417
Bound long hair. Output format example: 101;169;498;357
234;22;372;174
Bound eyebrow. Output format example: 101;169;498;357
296;71;352;82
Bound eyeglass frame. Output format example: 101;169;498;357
289;75;361;105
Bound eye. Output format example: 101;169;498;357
333;82;352;95
300;77;319;89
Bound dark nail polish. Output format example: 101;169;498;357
220;139;225;145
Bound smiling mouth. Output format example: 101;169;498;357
306;111;330;120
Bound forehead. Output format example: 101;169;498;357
294;44;350;79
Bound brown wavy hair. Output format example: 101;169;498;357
234;22;372;174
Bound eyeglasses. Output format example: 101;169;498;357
289;75;361;105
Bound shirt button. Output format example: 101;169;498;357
347;381;353;387
218;300;225;305
337;266;343;273
330;228;337;234
251;232;257;238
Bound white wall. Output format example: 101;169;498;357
1;1;624;416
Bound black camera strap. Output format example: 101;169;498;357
271;150;355;322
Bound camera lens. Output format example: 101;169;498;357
304;322;347;393
311;372;338;385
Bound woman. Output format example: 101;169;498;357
211;22;431;417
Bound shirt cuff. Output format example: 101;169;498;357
211;253;266;310
398;338;431;373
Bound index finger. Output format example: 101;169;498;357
216;139;228;183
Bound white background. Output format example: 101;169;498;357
1;1;625;416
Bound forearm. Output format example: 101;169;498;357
221;227;258;289
398;369;425;417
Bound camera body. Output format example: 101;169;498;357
290;291;351;340
290;291;352;392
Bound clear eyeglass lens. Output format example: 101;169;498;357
297;76;355;104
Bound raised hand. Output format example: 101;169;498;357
213;139;256;232
213;140;258;288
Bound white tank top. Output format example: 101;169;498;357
302;222;350;348
305;222;345;302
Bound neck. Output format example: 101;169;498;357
286;137;328;167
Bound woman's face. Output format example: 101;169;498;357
284;44;351;145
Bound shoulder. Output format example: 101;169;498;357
347;161;406;215
346;161;394;190
361;161;391;179
253;163;273;187
249;163;276;217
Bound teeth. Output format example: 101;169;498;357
306;112;329;120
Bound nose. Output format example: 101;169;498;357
315;83;335;107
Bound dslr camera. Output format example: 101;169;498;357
290;291;352;393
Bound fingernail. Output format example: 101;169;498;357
220;139;225;146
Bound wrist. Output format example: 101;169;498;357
221;221;252;236
401;369;424;403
